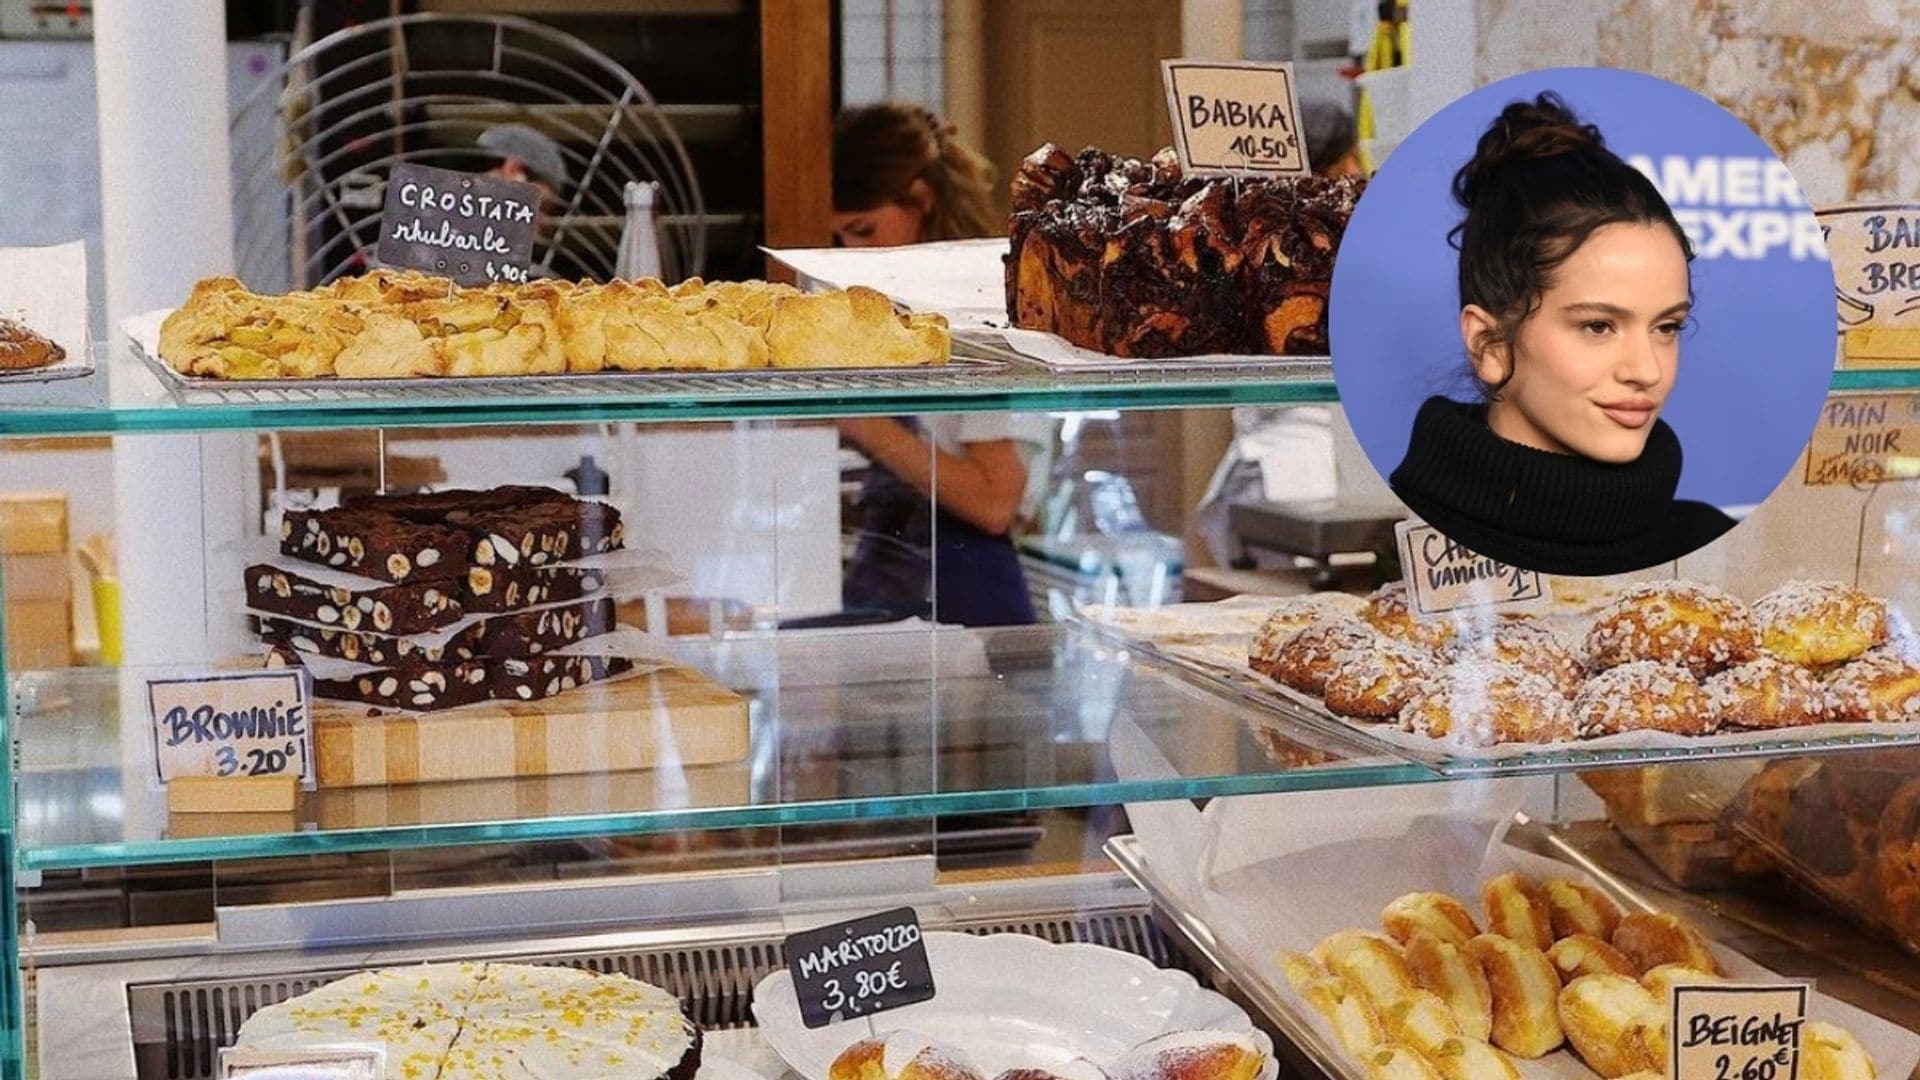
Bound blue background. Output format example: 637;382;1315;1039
1329;67;1837;510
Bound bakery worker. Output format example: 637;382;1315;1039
1388;92;1734;575
832;104;1042;626
478;122;570;210
1301;98;1365;179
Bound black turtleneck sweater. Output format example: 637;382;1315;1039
1389;396;1735;576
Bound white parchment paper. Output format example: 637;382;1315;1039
0;241;94;380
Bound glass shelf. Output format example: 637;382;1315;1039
3;349;1912;437
7;625;1432;872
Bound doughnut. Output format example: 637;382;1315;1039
1572;661;1717;737
1248;596;1369;670
1546;934;1638;983
1361;1044;1442;1080
1297;976;1386;1059
1378;989;1463;1056
1363;581;1457;650
1313;931;1417;1009
1557;974;1659;1078
1382;892;1481;948
1324;640;1442;720
1403;933;1493;1042
1706;656;1834;729
1256;617;1379;694
1802;1022;1879;1080
1481;872;1554;950
1611;912;1719;974
1108;1031;1266;1080
1447;618;1585;696
1754;581;1888;667
1464;934;1564;1058
1398;662;1574;746
831;1033;986;1080
1424;1039;1519;1080
1541;878;1625;941
1640;962;1718;1001
1827;648;1920;723
1583;581;1760;678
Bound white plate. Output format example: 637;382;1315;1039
699;1055;771;1080
753;932;1277;1080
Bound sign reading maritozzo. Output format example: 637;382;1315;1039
1670;983;1807;1080
1161;59;1310;177
377;162;538;288
784;907;937;1029
1394;519;1550;620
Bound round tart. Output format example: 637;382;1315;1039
1363;581;1457;650
1447;618;1584;696
1753;581;1887;667
1571;661;1715;737
1256;617;1379;695
1324;639;1442;720
1248;594;1369;666
1398;662;1573;746
1582;581;1759;678
1826;647;1920;723
1705;656;1832;729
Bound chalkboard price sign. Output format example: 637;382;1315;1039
377;162;539;288
784;907;937;1029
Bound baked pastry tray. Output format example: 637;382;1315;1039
127;316;1009;406
954;328;1333;379
1076;617;1920;778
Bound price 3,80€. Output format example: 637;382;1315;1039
818;963;910;1016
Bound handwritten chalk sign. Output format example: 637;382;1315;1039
219;1045;382;1079
1394;519;1551;619
377;162;538;288
1670;983;1807;1080
1161;59;1310;177
784;907;936;1029
1819;204;1920;367
1803;393;1920;487
147;670;313;784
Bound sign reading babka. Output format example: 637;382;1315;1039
1818;204;1920;367
1669;983;1807;1080
1394;519;1550;620
1160;59;1310;177
785;907;937;1028
377;162;538;288
146;669;312;784
1803;392;1920;487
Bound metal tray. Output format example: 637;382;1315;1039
954;329;1332;381
1076;616;1920;779
132;335;1011;407
0;343;96;387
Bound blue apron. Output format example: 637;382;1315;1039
842;423;1036;628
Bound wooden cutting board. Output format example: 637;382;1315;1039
313;664;750;788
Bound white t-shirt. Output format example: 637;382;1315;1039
918;413;1055;520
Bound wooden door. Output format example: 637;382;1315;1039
975;0;1181;210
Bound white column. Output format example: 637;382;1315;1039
1182;0;1246;58
95;0;244;671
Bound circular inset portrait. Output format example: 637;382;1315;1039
1330;68;1835;577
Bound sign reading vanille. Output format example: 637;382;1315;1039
1161;59;1311;177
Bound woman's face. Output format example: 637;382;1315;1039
831;202;925;247
1470;221;1691;463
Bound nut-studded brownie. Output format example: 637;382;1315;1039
277;650;633;711
280;508;468;583
259;617;455;667
247;563;465;635
352;485;624;568
464;561;610;613
261;596;615;666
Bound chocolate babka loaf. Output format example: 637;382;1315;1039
1007;142;1364;359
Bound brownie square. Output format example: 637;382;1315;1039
280;507;469;583
246;562;465;635
463;561;610;614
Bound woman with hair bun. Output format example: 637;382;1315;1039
1388;92;1734;576
830;103;999;246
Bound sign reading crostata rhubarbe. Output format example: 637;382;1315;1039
1161;59;1311;178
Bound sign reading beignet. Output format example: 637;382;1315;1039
1670;983;1807;1080
1161;59;1311;177
378;162;538;288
